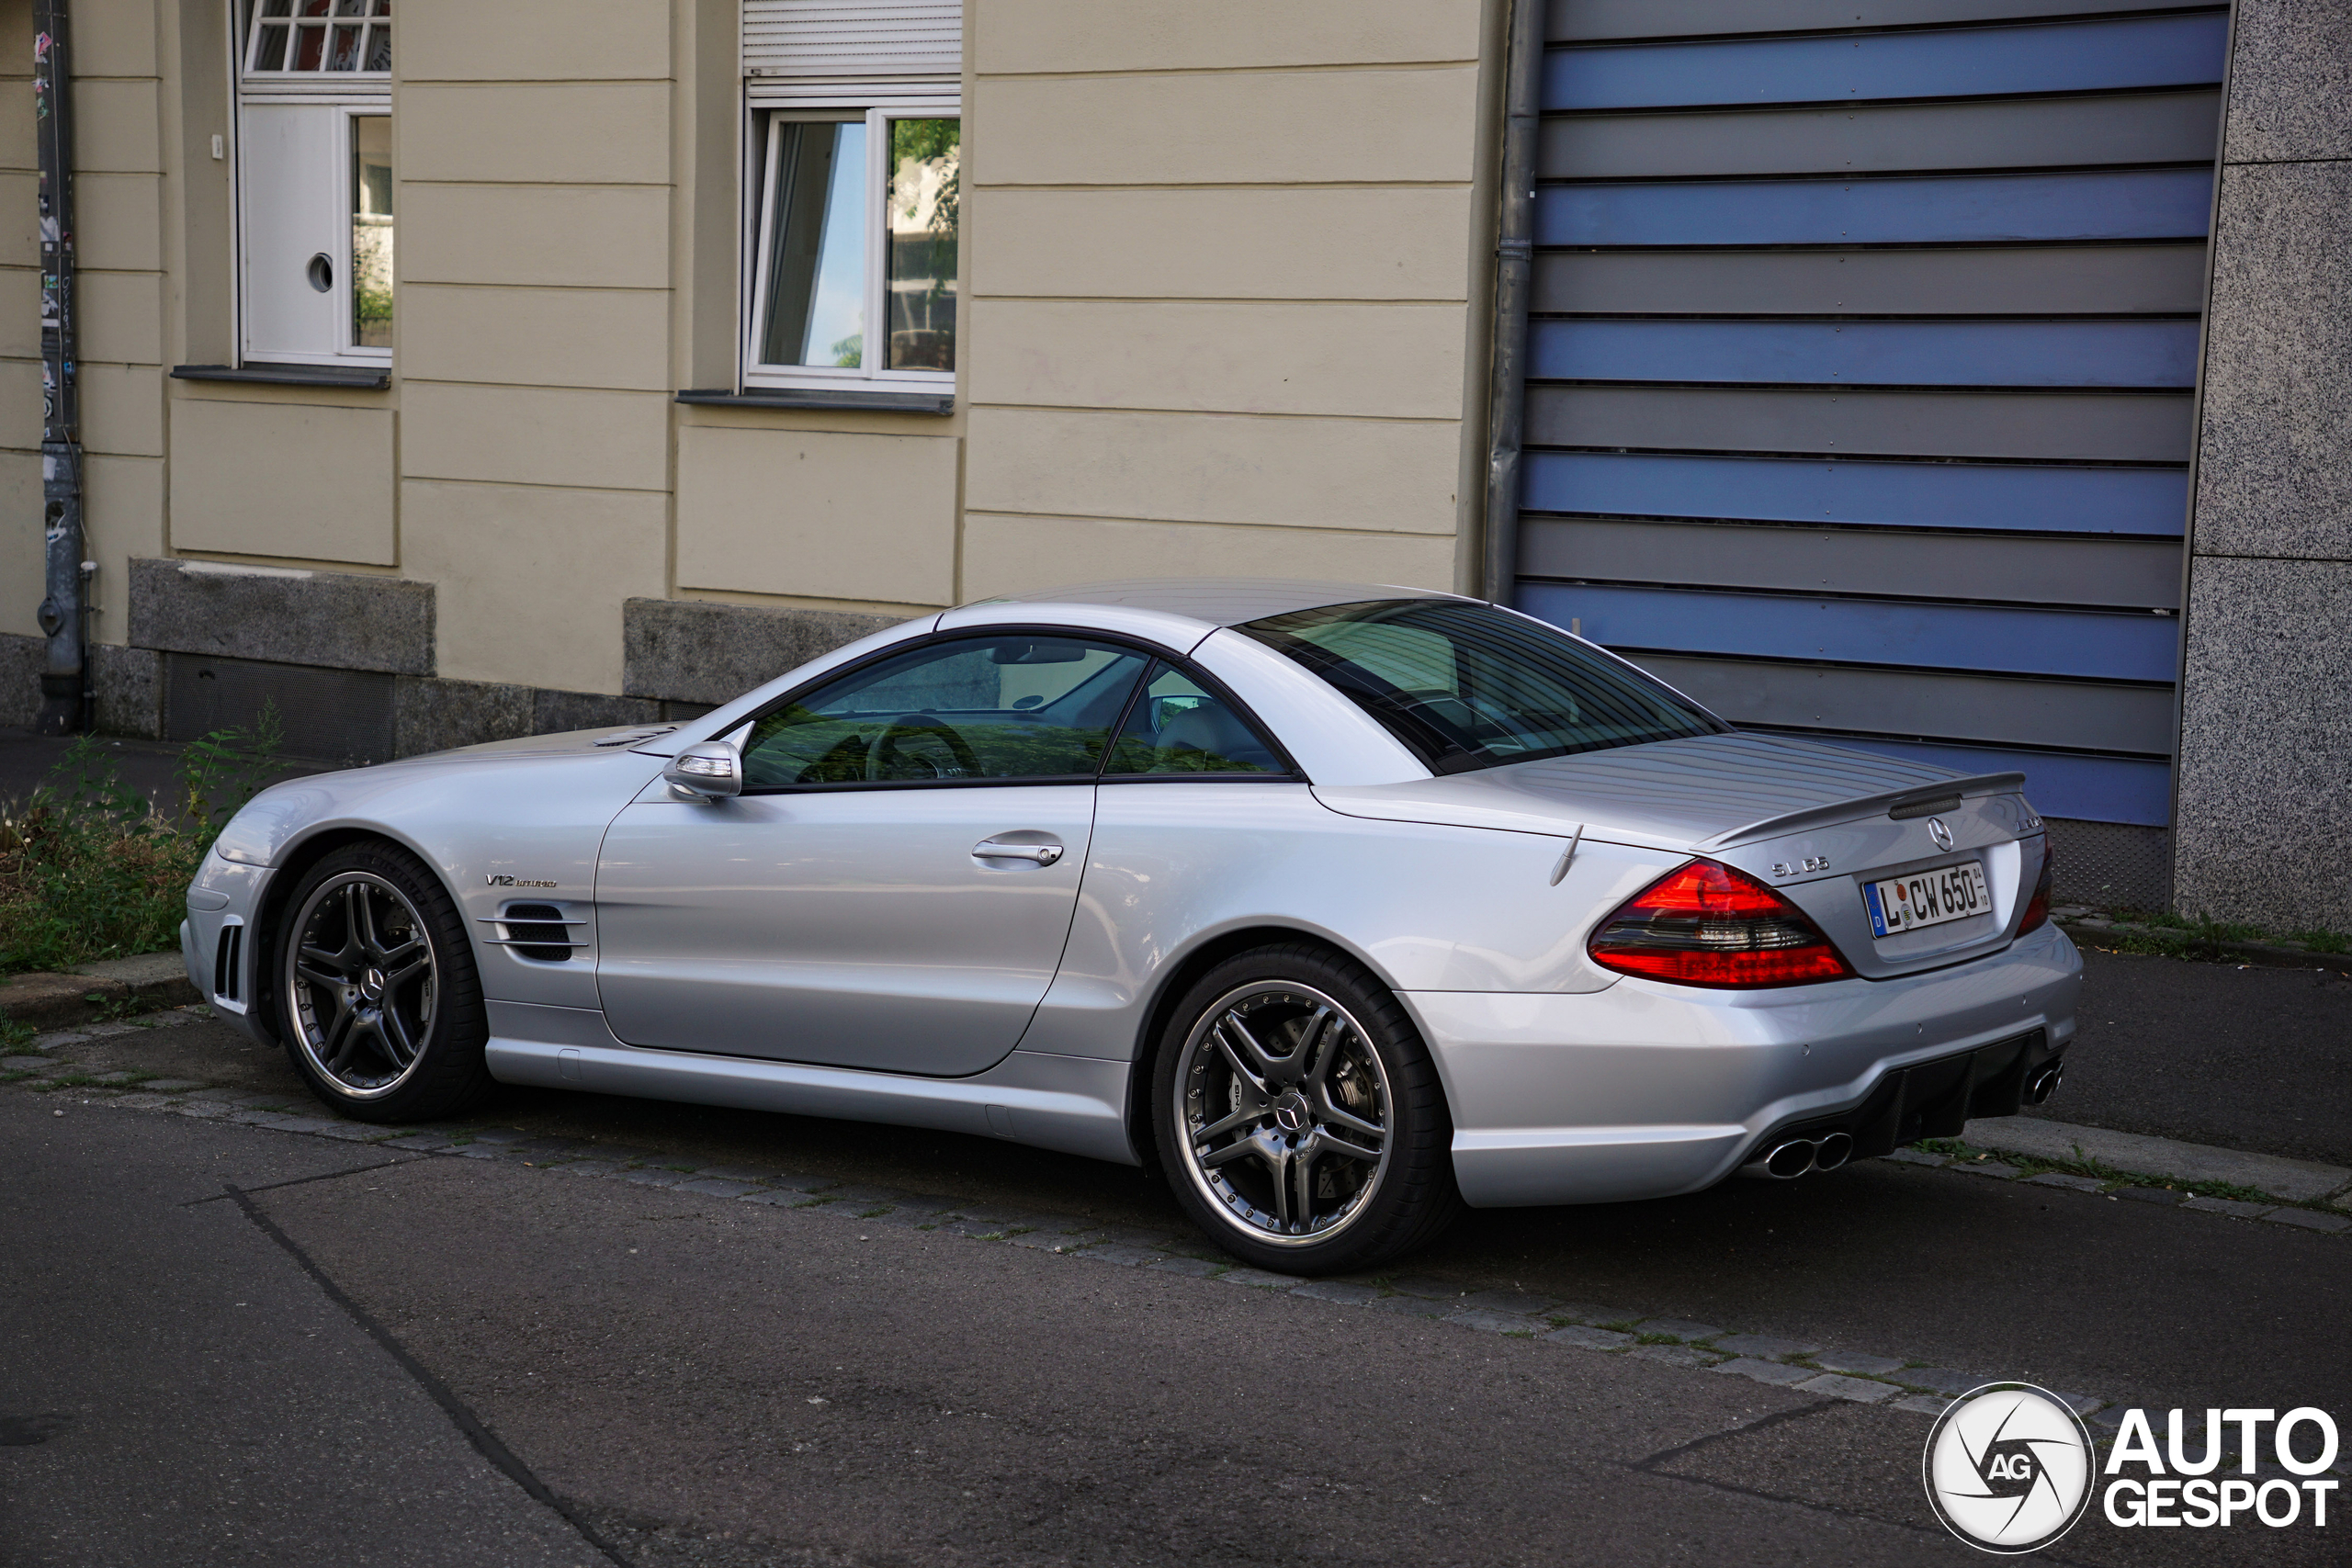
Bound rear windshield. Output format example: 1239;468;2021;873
1238;599;1721;775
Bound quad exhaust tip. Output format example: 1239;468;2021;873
1741;1130;1856;1180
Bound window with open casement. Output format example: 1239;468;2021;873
236;0;395;368
741;2;961;394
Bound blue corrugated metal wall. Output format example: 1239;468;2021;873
1516;0;2228;837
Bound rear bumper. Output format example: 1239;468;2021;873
1407;922;2080;1207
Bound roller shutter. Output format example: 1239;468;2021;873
1514;1;2228;905
743;0;960;101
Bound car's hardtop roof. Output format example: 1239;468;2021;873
979;578;1471;631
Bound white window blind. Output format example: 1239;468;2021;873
743;0;961;102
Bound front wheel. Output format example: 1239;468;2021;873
275;840;494;1123
1152;944;1461;1275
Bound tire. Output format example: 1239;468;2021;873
273;840;495;1124
1152;943;1462;1275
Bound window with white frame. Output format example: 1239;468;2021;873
236;0;395;367
741;1;961;391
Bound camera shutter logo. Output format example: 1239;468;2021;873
1924;1384;2095;1553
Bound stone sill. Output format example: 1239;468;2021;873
676;388;954;416
172;363;392;390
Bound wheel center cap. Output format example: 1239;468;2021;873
1271;1090;1312;1134
360;966;387;1002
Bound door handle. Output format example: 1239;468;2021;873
973;838;1063;865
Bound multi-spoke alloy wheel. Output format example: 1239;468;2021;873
274;842;493;1122
287;872;437;1096
1176;983;1392;1244
1156;944;1461;1274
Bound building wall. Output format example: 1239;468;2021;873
0;1;1499;755
2172;0;2352;929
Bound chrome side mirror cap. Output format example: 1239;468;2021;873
664;740;742;800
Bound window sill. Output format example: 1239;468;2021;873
677;388;954;416
173;363;392;390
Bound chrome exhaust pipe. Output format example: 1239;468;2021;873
2024;1061;2064;1106
1813;1132;1854;1172
1739;1138;1818;1179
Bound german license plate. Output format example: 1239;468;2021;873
1863;862;1991;938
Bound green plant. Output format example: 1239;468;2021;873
0;712;284;975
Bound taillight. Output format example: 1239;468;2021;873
2020;836;2054;932
1588;859;1854;988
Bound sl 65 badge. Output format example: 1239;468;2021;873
485;874;560;888
1771;856;1831;878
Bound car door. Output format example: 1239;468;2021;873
594;631;1152;1077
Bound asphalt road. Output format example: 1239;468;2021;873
8;1020;2349;1566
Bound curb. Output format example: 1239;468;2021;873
1965;1115;2352;1206
2057;910;2352;975
0;953;199;1032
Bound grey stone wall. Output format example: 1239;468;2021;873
623;598;903;707
2174;1;2352;931
128;558;435;676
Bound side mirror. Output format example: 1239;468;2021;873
664;740;742;800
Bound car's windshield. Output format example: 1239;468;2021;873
1237;599;1722;774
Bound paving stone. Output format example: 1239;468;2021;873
172;1100;233;1119
270;1116;347;1135
1798;1373;1901;1404
2086;1407;2130;1436
1365;1294;1453;1318
1220;1268;1307;1290
2260;1208;2350;1234
620;1168;691;1189
509;1137;591;1156
2183;1196;2276;1219
1634;1318;1724;1343
1454;1289;1555;1317
79;1021;141;1038
460;1127;532;1145
380;1134;463;1152
1713;1358;1817;1388
748;1171;838;1194
109;1092;175;1110
1631;1344;1723;1369
1886;1148;1947;1168
677;1178;762;1198
876;1192;964;1216
738;1190;831;1208
570;1145;661;1164
1145;1256;1227;1280
2332;1191;2352;1213
1813;1352;1908;1377
184;1087;248;1102
458;1145;510;1161
1072;1245;1165;1268
1544;1325;1634;1351
2025;1172;2108;1192
2115;1185;2187;1205
1448;1308;1544;1336
553;1160;626;1180
32;1032;85;1051
1897;1368;1987;1397
1380;1276;1464;1300
1955;1160;2021;1179
1711;1334;1820;1361
1290;1280;1383;1306
2;1056;51;1070
227;1110;301;1127
1550;1303;1646;1328
1001;1230;1087;1252
85;1070;140;1084
1894;1395;1955;1417
310;1122;397;1142
2053;1393;2105;1416
942;1216;1020;1237
140;1078;209;1093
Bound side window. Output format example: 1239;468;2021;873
1102;663;1285;778
237;1;396;367
741;636;1149;790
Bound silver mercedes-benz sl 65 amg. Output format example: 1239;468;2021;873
183;579;2078;1272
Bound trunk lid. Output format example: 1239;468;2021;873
1313;731;2049;979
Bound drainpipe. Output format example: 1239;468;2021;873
1479;0;1546;607
32;1;87;736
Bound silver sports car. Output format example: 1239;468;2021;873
184;579;2078;1273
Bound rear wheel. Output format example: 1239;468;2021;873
275;841;494;1123
1152;944;1461;1275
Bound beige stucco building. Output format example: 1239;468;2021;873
6;1;2349;929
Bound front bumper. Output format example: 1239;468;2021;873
182;851;278;1043
1406;921;2081;1207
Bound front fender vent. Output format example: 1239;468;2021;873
477;903;588;963
212;919;245;1004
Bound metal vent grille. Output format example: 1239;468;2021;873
212;921;244;1004
477;904;588;964
743;0;960;75
2046;818;2170;914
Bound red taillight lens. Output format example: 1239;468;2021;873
2020;836;2055;932
1588;858;1854;988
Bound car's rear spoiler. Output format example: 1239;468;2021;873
1697;773;2030;852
